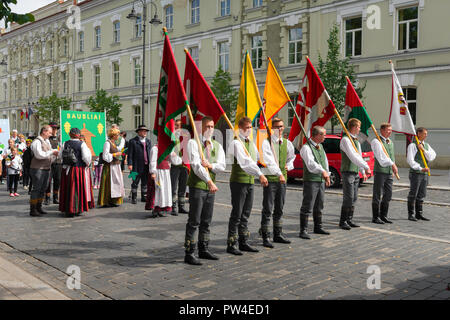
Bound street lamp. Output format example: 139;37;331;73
127;0;161;126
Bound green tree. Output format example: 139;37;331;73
86;89;123;126
36;93;71;124
317;23;366;133
210;65;239;125
1;0;35;27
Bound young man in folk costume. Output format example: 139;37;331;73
170;119;189;216
127;125;152;204
406;127;436;222
59;128;94;217
226;117;269;255
259;118;295;248
44;122;62;205
184;116;226;265
145;143;181;217
371;123;399;224
299;126;331;239
339;118;372;230
97;128;125;207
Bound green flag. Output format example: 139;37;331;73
344;77;372;140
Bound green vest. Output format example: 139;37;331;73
230;138;257;184
340;136;361;173
374;139;395;174
187;140;220;191
303;143;328;182
266;138;288;183
410;141;429;175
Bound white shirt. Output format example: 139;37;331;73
187;137;226;183
261;136;295;176
30;136;56;161
370;137;394;168
116;136;125;151
59;139;92;167
300;140;330;175
6;155;22;172
227;134;263;178
340;134;369;173
149;145;180;173
407;141;436;171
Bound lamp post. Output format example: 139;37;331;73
127;0;161;126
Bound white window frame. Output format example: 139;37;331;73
253;0;263;8
134;105;141;128
63;37;68;56
220;0;230;17
62;71;67;94
134;57;141;86
251;35;263;70
165;5;174;29
189;46;199;67
77;69;83;92
95;26;101;48
218;41;229;72
397;6;419;52
94;65;101;91
134;15;142;38
113;21;121;43
79;31;84;52
288;27;303;65
190;0;200;24
344;16;362;57
113;62;120;88
49;41;53;60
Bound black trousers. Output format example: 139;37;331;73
23;167;31;186
131;164;149;194
261;182;286;232
46;163;61;194
228;182;254;241
170;165;188;206
8;174;19;193
185;187;215;243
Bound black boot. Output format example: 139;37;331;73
44;194;50;205
259;229;273;248
184;242;202;265
347;206;360;227
407;200;417;221
380;202;393;224
238;236;259;252
226;238;243;256
339;207;352;230
299;215;311;239
53;193;59;204
178;203;188;214
36;201;48;215
29;203;41;217
372;203;384;224
141;192;147;203
273;225;291;243
198;241;219;260
415;200;430;221
313;213;330;235
131;191;137;204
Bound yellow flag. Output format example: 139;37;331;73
263;57;291;128
234;52;263;129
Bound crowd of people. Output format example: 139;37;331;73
0;116;437;266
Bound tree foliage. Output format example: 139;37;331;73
1;0;35;28
36;93;71;124
317;23;366;132
86;89;123;126
210;65;239;124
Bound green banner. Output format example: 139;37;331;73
61;110;106;156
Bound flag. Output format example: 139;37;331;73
234;52;263;129
20;110;24;120
389;63;416;136
288;57;335;147
263;57;291;127
25;110;29;119
153;29;188;164
344;77;372;141
28;107;34;118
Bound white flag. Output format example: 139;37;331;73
389;63;416;135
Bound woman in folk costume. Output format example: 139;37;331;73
59;128;94;217
98;128;125;207
145;143;181;217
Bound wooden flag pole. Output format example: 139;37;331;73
414;135;431;176
259;104;279;165
332;101;359;153
370;124;400;180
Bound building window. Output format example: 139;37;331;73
36;76;40;97
94;66;100;91
113;62;120;88
13;81;17;100
134;105;141;128
48;74;53;94
345;17;362;57
191;0;200;24
62;71;67;94
220;0;230;16
3;83;6;101
251;35;262;69
49;41;53;60
134;58;141;86
77;69;83;92
165;5;173;29
218;42;229;71
24;78;28;98
189;46;199;66
113;21;120;43
135;15;142;38
288;28;302;64
398;7;418;51
63;37;68;56
253;0;263;8
36;46;41;63
95;26;101;48
403;87;417;124
79;32;84;52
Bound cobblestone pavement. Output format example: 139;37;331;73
0;172;448;300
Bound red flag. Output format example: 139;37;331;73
288;57;335;146
153;29;188;164
20;111;24;120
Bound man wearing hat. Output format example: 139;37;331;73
45;121;62;205
127;125;152;204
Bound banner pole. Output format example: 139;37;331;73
414;135;431;176
370;124;400;180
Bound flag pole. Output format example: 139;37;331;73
370;124;400;180
259;103;279;165
332;103;359;153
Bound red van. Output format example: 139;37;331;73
287;135;375;187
